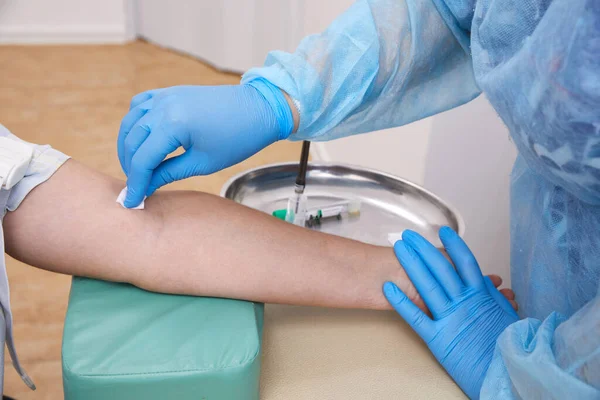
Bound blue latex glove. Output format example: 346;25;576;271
384;227;519;399
117;78;294;208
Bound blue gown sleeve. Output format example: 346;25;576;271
474;0;600;397
241;0;481;141
481;293;600;399
470;0;600;205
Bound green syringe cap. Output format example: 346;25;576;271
272;209;287;220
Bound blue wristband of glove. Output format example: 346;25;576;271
246;77;295;140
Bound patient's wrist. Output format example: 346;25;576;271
366;247;423;311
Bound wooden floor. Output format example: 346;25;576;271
0;41;301;399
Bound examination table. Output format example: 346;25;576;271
62;277;465;399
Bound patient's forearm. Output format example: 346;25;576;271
4;160;419;310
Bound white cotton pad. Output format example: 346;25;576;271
387;232;405;246
116;187;145;210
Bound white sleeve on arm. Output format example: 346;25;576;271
0;123;69;393
0;124;70;211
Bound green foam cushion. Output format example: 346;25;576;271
62;277;263;400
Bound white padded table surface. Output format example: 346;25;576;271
260;305;466;400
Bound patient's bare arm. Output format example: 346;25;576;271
4;160;425;310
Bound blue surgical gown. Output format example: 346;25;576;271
242;0;600;397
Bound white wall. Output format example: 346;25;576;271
136;0;291;72
0;0;134;43
312;120;432;186
135;0;354;72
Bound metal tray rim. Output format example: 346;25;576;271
220;161;465;237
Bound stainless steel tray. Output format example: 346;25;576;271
221;162;463;247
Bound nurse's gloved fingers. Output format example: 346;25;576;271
118;100;153;173
125;126;181;208
394;241;449;316
123;177;148;209
483;276;516;309
484;277;519;318
402;230;463;297
146;151;205;196
439;226;485;289
383;282;434;341
129;89;162;110
123;114;154;174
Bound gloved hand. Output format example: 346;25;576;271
117;78;294;208
384;227;519;399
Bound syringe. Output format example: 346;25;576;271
283;141;311;226
305;200;361;227
273;199;361;226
